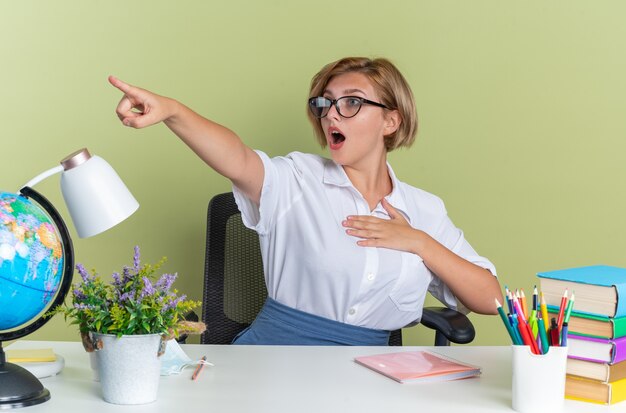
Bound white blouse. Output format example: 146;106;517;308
233;151;496;331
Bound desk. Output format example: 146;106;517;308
5;341;624;412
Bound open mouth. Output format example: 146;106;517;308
330;130;346;145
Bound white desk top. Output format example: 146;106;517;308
5;341;624;412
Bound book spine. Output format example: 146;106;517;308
616;285;626;318
614;317;626;339
613;339;626;364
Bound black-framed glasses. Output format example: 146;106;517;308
308;96;389;119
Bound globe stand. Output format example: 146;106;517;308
0;342;50;409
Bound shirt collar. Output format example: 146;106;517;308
322;159;412;224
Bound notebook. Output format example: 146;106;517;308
5;348;56;363
354;350;481;383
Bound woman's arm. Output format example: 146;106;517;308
343;198;502;314
109;76;264;204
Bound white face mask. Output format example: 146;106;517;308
160;339;196;376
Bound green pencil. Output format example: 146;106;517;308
496;298;520;345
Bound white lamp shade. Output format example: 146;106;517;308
60;155;139;238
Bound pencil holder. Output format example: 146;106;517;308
511;345;568;413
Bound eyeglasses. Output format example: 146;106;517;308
308;96;389;119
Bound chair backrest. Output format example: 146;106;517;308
200;192;402;346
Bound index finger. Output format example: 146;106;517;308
108;75;134;94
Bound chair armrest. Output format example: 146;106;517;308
421;307;475;346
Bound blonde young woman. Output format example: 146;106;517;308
110;57;502;345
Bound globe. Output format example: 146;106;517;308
0;191;65;331
0;187;74;409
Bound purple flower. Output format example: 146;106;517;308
141;276;156;298
133;245;141;271
162;294;187;312
122;265;132;282
155;273;177;292
73;288;86;300
76;263;90;283
119;292;133;303
111;272;121;286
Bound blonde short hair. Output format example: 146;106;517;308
307;57;417;151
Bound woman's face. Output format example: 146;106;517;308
319;72;398;169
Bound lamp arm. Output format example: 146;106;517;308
20;165;63;190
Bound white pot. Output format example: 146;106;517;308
91;333;163;405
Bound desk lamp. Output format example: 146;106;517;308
0;148;139;409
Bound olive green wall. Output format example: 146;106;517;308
2;1;625;346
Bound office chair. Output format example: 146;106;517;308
200;192;475;346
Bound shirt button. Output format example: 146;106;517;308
348;308;356;315
366;272;375;281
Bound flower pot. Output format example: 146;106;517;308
91;333;163;405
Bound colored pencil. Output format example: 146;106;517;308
191;356;207;381
556;289;569;331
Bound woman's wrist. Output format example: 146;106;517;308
163;98;184;125
411;229;430;256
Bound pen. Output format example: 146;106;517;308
540;291;550;332
556;289;568;332
191;356;207;381
529;288;538;339
549;317;560;346
529;316;538;340
561;322;569;347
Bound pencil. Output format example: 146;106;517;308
507;290;516;315
504;286;514;314
519;289;528;320
537;315;550;354
556;289;569;331
564;291;575;324
192;356;207;381
496;298;521;345
513;300;540;354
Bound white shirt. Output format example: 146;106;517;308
233;151;497;331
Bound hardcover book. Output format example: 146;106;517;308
567;334;626;364
354;351;481;383
548;309;626;339
567;358;626;383
566;374;626;405
538;265;626;318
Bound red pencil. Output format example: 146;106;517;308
556;289;569;331
513;300;540;354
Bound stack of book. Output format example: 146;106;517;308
538;265;626;405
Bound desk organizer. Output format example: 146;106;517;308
512;345;568;413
